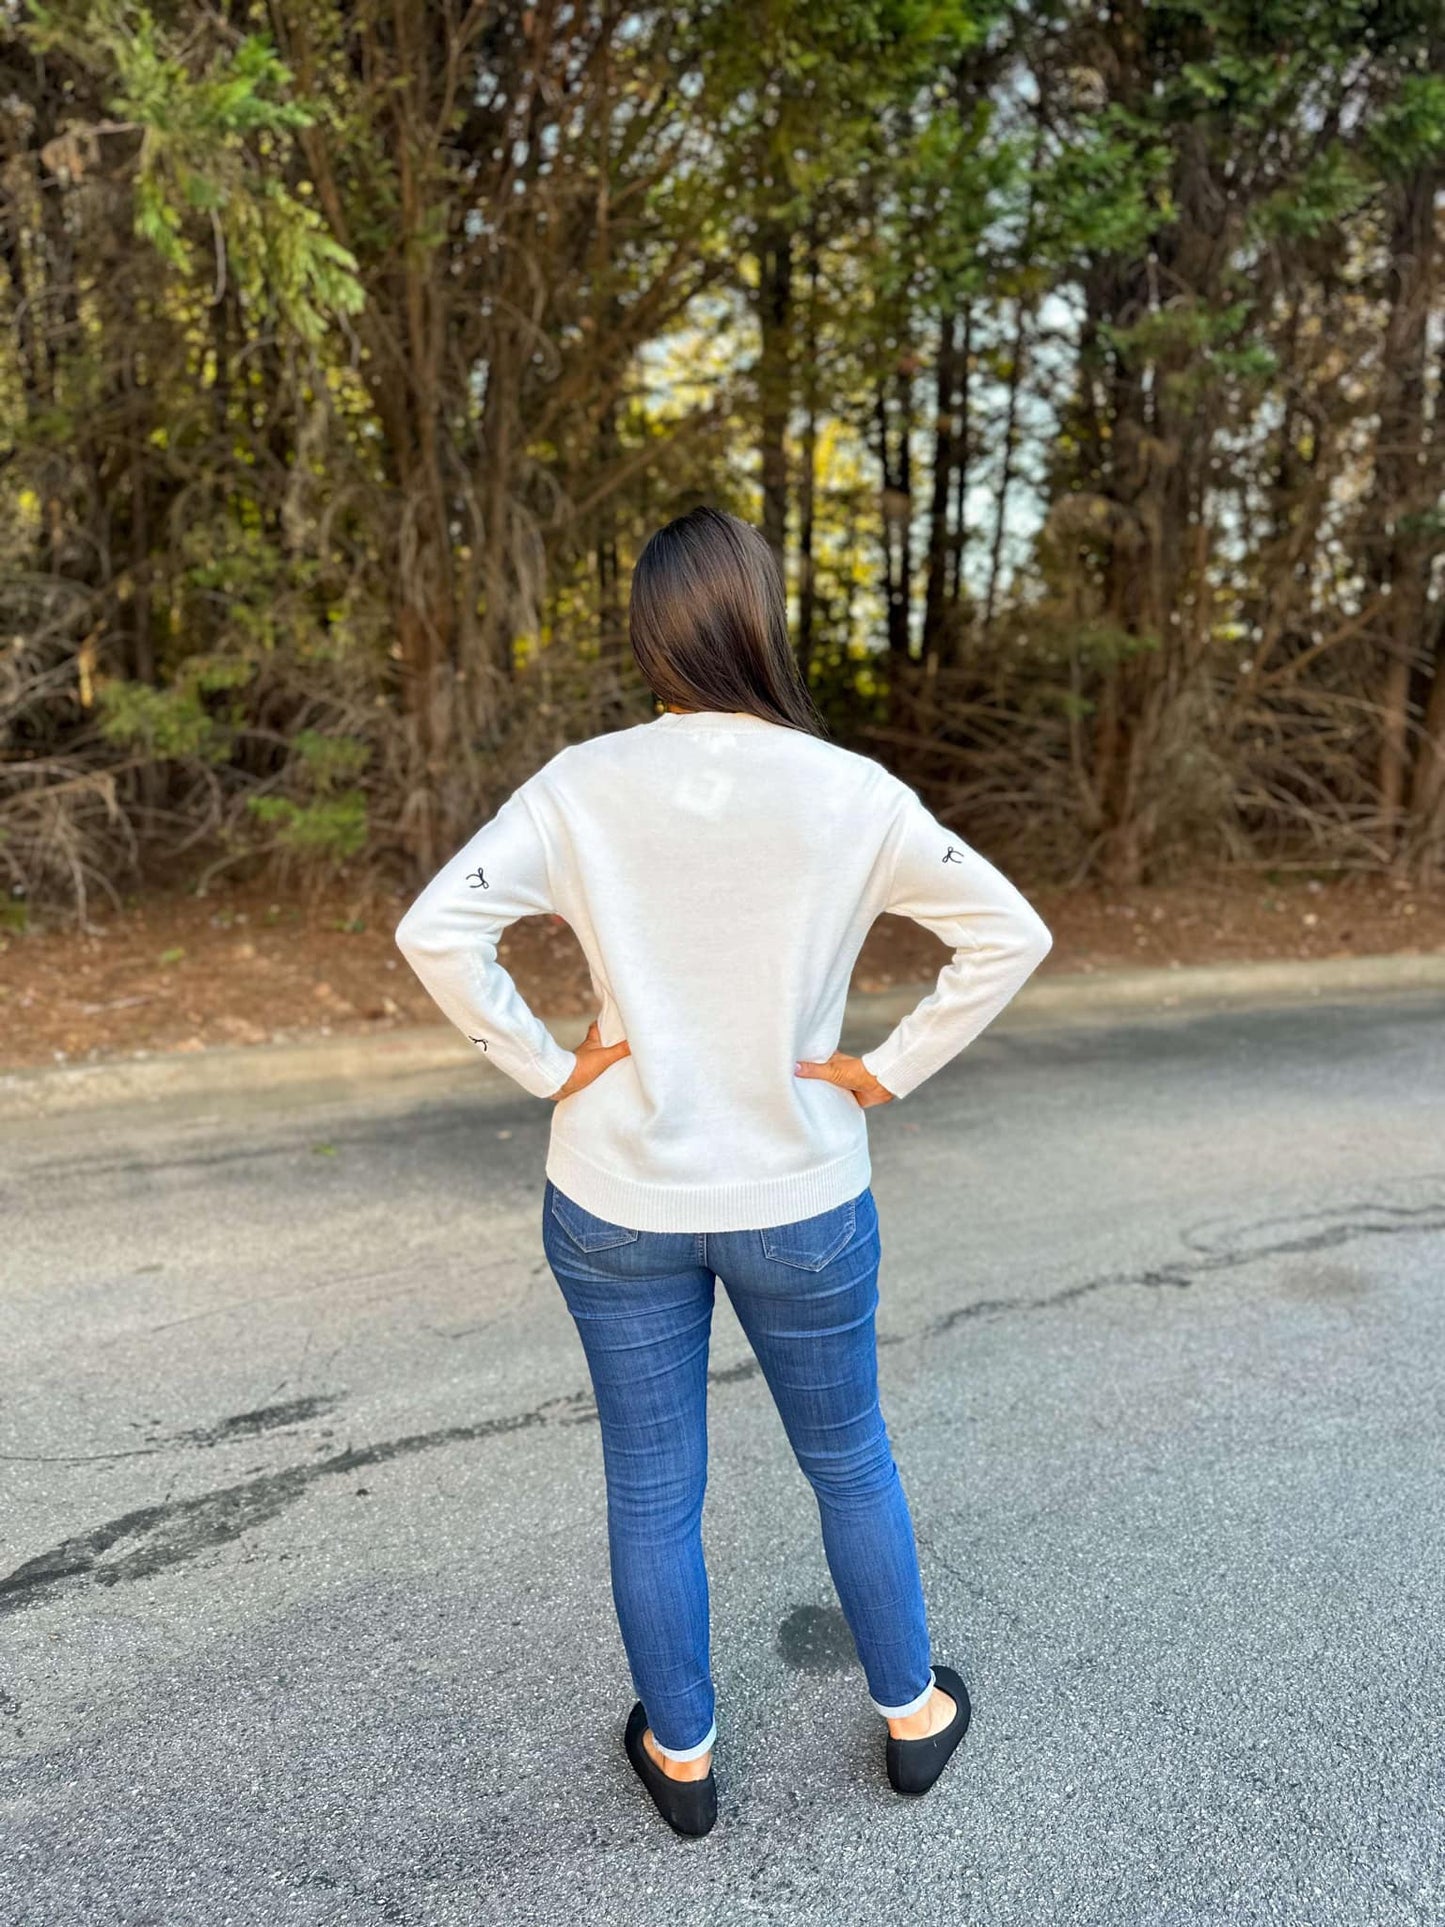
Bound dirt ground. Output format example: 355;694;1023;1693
2;870;1442;1072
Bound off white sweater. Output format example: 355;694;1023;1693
395;708;1052;1232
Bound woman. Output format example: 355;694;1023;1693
395;506;1052;1838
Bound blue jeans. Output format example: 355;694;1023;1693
541;1177;935;1761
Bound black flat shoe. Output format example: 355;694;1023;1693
623;1702;717;1837
885;1664;972;1796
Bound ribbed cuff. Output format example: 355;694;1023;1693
502;1038;575;1100
539;1047;576;1099
860;1040;927;1101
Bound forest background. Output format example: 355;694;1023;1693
5;0;1445;942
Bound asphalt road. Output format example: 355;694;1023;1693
3;992;1443;1927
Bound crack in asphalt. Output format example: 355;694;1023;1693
0;1394;351;1467
165;1393;347;1450
910;1197;1445;1342
3;1198;1441;1620
0;1390;597;1620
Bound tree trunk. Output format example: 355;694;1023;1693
948;304;973;619
1407;612;1445;870
797;220;820;680
923;310;958;663
596;395;624;690
982;294;1027;639
876;374;913;662
757;217;793;565
1368;164;1437;845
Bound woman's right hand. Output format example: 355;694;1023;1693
794;1050;896;1109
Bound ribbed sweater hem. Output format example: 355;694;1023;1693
544;1132;874;1234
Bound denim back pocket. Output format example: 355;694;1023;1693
549;1187;641;1252
760;1196;859;1272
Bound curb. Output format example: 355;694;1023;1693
2;950;1442;1122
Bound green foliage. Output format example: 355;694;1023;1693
243;730;371;868
97;653;258;762
1367;74;1445;179
24;4;363;338
98;680;233;761
292;731;370;791
1101;299;1249;366
1256;146;1372;240
1035;111;1173;263
179;524;313;652
247;791;368;862
6;0;1445;910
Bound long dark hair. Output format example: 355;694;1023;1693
629;506;827;736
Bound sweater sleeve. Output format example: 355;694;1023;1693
394;783;578;1101
859;787;1052;1102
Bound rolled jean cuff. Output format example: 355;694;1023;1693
870;1668;935;1720
652;1718;716;1763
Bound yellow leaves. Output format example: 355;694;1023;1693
76;628;102;710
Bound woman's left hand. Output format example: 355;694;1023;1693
794;1050;895;1108
551;1018;631;1101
